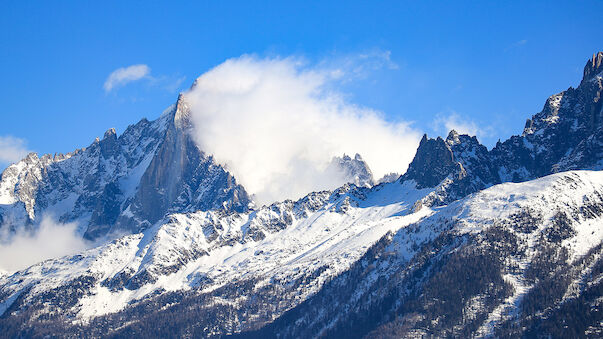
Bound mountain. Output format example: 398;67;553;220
0;96;377;242
0;179;432;335
2;171;601;338
403;52;603;207
0;94;251;240
0;52;602;338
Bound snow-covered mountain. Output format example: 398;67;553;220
0;177;431;325
2;170;601;337
249;170;603;338
0;52;602;338
0;93;251;240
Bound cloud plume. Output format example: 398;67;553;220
104;64;151;92
185;55;422;204
0;217;90;272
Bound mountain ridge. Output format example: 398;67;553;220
402;52;603;207
0;94;252;240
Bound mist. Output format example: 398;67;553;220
185;55;422;204
0;217;90;273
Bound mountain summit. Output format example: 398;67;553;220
0;94;251;240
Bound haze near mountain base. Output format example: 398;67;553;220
0;217;89;272
185;55;422;204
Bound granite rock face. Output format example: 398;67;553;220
401;134;465;189
111;94;251;237
0;94;251;240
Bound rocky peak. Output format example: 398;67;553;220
445;129;461;145
24;152;39;164
52;153;66;162
99;128;119;158
173;93;192;129
103;128;116;139
492;52;603;179
582;51;603;83
445;130;484;152
1;86;252;241
109;90;251;236
401;130;500;206
401;134;462;188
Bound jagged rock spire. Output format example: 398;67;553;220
401;134;462;188
446;129;461;145
173;93;193;129
582;51;603;82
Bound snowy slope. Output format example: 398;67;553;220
246;170;603;338
0;178;432;321
2;170;603;338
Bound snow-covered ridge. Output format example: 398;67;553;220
0;177;432;320
249;170;603;338
401;51;603;207
2;169;603;335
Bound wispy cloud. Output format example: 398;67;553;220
104;64;186;94
103;64;151;93
0;216;91;272
433;111;492;140
165;75;187;92
318;49;400;83
505;39;528;52
0;135;31;168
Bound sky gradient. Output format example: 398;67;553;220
1;1;602;169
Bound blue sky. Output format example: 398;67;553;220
0;1;601;168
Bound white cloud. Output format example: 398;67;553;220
0;136;31;167
163;75;187;93
0;216;90;272
104;64;151;92
185;55;422;205
433;111;492;140
318;49;400;82
505;39;528;51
